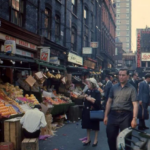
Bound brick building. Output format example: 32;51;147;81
0;0;116;69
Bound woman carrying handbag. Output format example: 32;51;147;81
81;78;101;147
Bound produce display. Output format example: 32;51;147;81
46;72;61;79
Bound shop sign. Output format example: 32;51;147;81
40;48;50;62
16;49;34;58
90;42;99;48
141;53;150;61
4;40;16;54
82;47;92;54
84;60;96;69
0;33;37;50
137;32;141;67
68;52;83;65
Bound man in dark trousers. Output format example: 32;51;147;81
104;68;138;150
129;73;138;91
138;73;150;130
103;76;112;108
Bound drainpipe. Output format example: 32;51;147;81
37;0;40;35
64;0;67;47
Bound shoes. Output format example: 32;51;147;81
92;141;98;147
138;127;145;130
83;140;91;146
144;126;149;129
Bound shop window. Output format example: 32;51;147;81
10;0;24;26
44;7;52;39
84;7;88;25
71;26;77;51
71;0;77;15
55;14;61;42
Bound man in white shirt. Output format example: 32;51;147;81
20;105;47;138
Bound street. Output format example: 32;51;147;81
39;120;109;150
39;113;150;150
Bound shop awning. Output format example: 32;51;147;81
0;52;35;63
35;59;66;70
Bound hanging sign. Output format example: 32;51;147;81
90;42;99;48
68;52;83;65
4;40;16;54
82;47;92;54
40;48;50;62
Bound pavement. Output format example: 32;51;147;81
39;120;109;150
39;108;150;150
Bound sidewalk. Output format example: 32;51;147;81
39;120;109;150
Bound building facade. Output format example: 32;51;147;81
114;0;131;52
0;0;116;69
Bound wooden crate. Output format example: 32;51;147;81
4;118;22;150
22;138;39;150
0;142;13;150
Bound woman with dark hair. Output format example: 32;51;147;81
82;78;101;147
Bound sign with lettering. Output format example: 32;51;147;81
137;32;141;67
4;40;16;54
84;60;96;69
16;49;34;58
0;33;37;50
68;52;83;65
40;48;50;62
141;53;150;61
90;42;99;48
82;47;92;54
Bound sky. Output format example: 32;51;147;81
132;0;150;51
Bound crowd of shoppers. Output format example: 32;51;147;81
81;68;150;150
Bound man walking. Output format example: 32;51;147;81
138;73;150;130
103;76;112;108
104;68;138;150
129;73;138;91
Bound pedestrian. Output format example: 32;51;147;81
138;73;150;130
103;76;112;108
82;78;101;147
104;68;138;150
112;79;118;85
129;73;138;91
20;105;47;138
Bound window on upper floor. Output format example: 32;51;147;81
126;20;129;24
71;26;77;51
116;0;120;2
126;37;129;42
71;0;77;15
116;3;120;7
126;3;129;7
126;8;129;13
116;9;120;13
126;25;129;30
10;0;24;26
55;14;61;42
117;14;120;18
115;48;118;55
44;7;52;39
84;35;88;47
84;7;88;25
91;13;94;29
117;31;120;36
126;14;129;18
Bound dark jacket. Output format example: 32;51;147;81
138;80;150;104
104;80;112;101
82;89;101;131
129;79;138;91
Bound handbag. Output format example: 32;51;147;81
137;104;149;120
90;110;104;121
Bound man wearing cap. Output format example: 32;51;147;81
20;105;47;138
104;68;138;150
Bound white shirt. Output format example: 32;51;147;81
20;108;47;133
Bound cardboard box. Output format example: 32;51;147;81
25;76;36;87
22;138;39;150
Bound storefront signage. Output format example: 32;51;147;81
141;53;150;61
68;52;83;65
84;60;96;69
40;48;50;62
16;49;34;58
0;33;37;50
4;40;16;54
82;47;92;54
90;42;99;48
137;32;141;67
